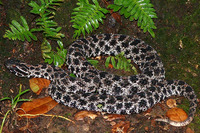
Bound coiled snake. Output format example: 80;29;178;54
5;34;197;127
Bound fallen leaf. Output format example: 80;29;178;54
74;111;98;121
103;114;125;121
166;107;188;122
110;121;117;126
186;127;194;133
29;78;50;95
12;48;16;53
111;12;122;25
17;96;58;118
112;121;130;133
102;0;122;25
144;108;152;114
166;99;177;108
94;56;101;60
108;64;113;68
144;126;149;131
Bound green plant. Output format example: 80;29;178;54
71;0;108;38
3;16;37;42
108;0;157;37
87;52;138;74
28;0;64;39
41;39;67;66
105;52;138;74
0;84;30;133
4;0;66;67
4;0;157;66
71;0;157;38
87;59;99;67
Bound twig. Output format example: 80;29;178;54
18;114;75;124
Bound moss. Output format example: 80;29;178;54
0;0;200;132
149;1;200;130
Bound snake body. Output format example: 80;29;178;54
5;34;197;126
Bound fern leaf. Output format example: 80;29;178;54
4;16;37;42
43;40;67;67
29;0;63;15
105;56;111;68
28;1;41;14
29;0;64;39
109;0;157;37
105;51;138;72
71;0;108;38
21;16;30;31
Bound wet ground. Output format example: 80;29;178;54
0;0;200;132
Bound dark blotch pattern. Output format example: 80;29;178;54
91;35;98;43
100;72;108;78
130;39;140;46
104;34;111;41
122;42;129;48
110;40;117;46
118;35;126;41
7;34;197;126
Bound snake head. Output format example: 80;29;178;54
5;59;30;77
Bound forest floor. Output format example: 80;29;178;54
0;0;199;133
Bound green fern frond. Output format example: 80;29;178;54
42;39;67;67
3;16;37;42
105;52;138;74
108;0;157;37
29;0;64;15
71;0;108;38
29;0;64;39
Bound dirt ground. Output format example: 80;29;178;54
0;0;200;133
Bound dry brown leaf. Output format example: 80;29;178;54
102;0;122;25
144;126;149;131
108;64;113;68
111;12;122;25
29;78;50;95
103;114;125;121
166;107;188;122
17;96;58;118
94;56;101;60
186;127;194;133
166;99;177;108
111;121;130;133
110;121;117;126
74;111;98;121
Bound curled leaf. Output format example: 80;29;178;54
166;107;188;122
186;127;194;133
74;111;98;121
111;121;130;133
166;99;177;108
94;56;101;60
103;114;125;121
29;78;50;95
108;63;114;68
17;96;58;118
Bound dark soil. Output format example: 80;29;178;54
0;0;199;133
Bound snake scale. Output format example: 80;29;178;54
5;34;197;127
